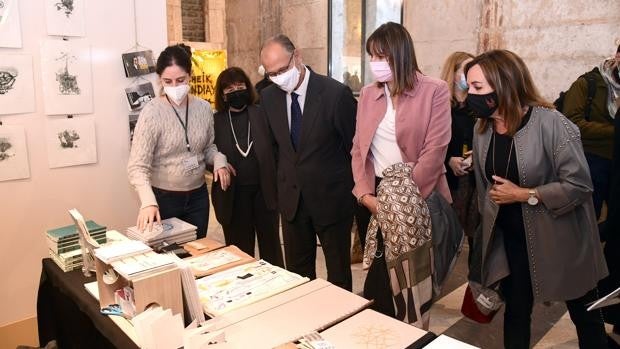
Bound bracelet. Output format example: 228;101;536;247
358;194;369;206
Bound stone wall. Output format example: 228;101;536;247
404;0;620;100
182;0;206;42
226;0;328;84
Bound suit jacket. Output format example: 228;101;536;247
351;72;452;203
211;104;278;225
260;70;357;225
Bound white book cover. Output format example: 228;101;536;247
196;260;308;317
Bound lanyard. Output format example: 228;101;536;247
166;95;191;152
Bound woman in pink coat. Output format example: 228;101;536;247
351;22;452;320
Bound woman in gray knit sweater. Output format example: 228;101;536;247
128;44;233;238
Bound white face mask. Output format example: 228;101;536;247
164;84;190;104
269;58;301;93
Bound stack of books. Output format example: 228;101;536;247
125;217;197;247
46;220;107;272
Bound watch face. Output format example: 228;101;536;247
528;196;539;205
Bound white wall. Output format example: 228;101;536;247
0;0;167;327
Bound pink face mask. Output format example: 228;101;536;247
370;60;393;82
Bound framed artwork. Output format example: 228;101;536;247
46;116;97;168
0;54;36;115
0;0;22;48
125;82;155;111
41;39;93;115
121;50;156;77
0;124;30;182
328;0;402;94
45;0;86;37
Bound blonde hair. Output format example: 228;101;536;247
440;52;474;106
465;50;554;136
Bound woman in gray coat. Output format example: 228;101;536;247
466;50;608;349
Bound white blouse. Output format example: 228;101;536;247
370;84;403;177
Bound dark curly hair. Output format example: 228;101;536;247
156;44;192;75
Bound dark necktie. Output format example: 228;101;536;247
290;92;302;150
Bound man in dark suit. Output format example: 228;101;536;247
260;34;357;290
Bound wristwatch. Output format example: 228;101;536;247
527;189;539;206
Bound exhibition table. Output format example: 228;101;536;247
37;258;139;349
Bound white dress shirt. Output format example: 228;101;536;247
370;84;403;177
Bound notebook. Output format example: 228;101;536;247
424;334;479;348
319;309;428;348
184;245;254;277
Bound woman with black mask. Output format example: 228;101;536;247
211;67;284;267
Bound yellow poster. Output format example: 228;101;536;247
190;50;227;107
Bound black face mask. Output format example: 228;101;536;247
225;89;250;110
466;91;499;119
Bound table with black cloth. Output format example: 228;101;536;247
36;257;444;349
37;258;139;349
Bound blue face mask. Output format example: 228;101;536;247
456;73;468;91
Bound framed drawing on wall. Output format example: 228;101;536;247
0;125;30;182
328;0;402;95
46;116;97;168
0;54;36;115
0;0;23;48
40;38;93;115
44;0;86;37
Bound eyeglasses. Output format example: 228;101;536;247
266;55;294;78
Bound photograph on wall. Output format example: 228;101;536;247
44;0;86;37
0;0;22;48
41;39;93;115
125;82;155;112
121;50;156;78
46;116;97;168
128;113;139;145
0;54;36;115
0;125;30;182
190;50;227;107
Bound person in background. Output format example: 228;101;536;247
260;34;357;290
351;22;451;323
440;51;478;257
562;44;620;224
128;44;233;239
211;67;283;267
254;65;273;97
467;49;608;349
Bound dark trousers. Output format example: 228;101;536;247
282;196;353;291
585;152;612;220
500;224;607;349
222;185;284;267
153;184;209;239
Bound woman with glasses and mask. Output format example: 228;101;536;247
466;49;608;349
128;44;233;239
211;67;283;266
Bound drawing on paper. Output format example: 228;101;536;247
55;51;80;95
54;0;74;17
0;125;30;181
0;68;17;94
47;117;97;168
0;137;13;161
41;39;93;115
0;55;35;115
352;325;399;348
58;129;80;148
